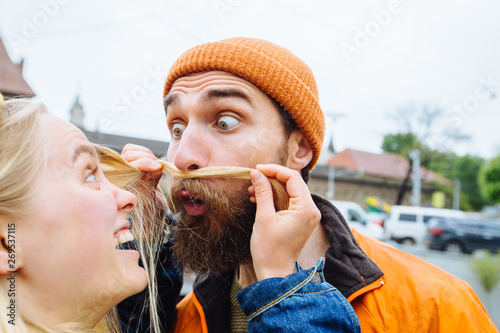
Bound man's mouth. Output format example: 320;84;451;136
179;190;209;216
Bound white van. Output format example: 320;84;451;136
385;205;466;245
329;200;386;241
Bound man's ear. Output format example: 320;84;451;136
286;130;313;171
0;220;22;275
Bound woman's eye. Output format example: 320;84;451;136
172;123;186;138
218;116;239;131
85;174;97;182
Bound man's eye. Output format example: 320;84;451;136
172;124;186;138
218;116;239;131
85;174;97;182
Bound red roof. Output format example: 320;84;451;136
327;148;451;185
0;38;35;97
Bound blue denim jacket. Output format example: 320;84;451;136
238;258;361;333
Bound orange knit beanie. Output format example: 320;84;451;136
163;37;325;170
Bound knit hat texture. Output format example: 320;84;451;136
163;37;325;170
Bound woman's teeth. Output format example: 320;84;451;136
114;230;134;247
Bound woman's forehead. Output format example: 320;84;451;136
42;114;91;163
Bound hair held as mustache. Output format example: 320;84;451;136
96;145;289;211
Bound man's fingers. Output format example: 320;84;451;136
250;170;276;217
255;164;309;200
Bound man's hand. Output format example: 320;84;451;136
248;164;321;281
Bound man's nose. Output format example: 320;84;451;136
170;125;208;172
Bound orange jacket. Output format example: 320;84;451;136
349;230;497;332
171;197;498;333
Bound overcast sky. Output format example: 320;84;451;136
1;0;499;160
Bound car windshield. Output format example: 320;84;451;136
348;209;366;224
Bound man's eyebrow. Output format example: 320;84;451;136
72;144;98;164
202;88;254;107
164;93;180;112
164;88;255;115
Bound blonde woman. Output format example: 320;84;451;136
0;98;163;332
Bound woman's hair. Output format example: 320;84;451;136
0;98;155;333
97;146;167;333
0;98;48;217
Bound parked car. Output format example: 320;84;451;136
425;218;500;254
366;211;388;228
385;205;466;245
329;200;386;240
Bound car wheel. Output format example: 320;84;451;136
443;241;465;254
401;238;415;246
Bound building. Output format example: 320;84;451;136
0;37;35;99
309;148;452;209
69;95;169;157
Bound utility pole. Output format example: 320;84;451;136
409;150;421;207
452;178;461;210
324;112;346;200
326;161;335;200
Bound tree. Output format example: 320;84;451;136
381;133;419;156
382;103;469;205
381;133;426;205
479;155;500;203
429;153;488;211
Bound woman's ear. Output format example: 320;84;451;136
0;220;22;275
286;130;313;171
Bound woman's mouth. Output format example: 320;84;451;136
179;190;209;216
114;229;134;248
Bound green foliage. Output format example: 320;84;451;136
429;153;488;211
454;155;489;210
381;132;419;157
427;151;457;175
469;251;500;293
479;155;500;203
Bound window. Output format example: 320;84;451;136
423;215;438;223
348;209;366;226
399;214;417;223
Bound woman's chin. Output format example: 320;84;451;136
115;251;149;298
124;266;149;296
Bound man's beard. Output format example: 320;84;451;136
167;145;289;275
168;177;256;274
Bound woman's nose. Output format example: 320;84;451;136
116;186;137;213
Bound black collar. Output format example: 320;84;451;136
314;195;384;298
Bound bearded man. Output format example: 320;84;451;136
120;38;497;333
